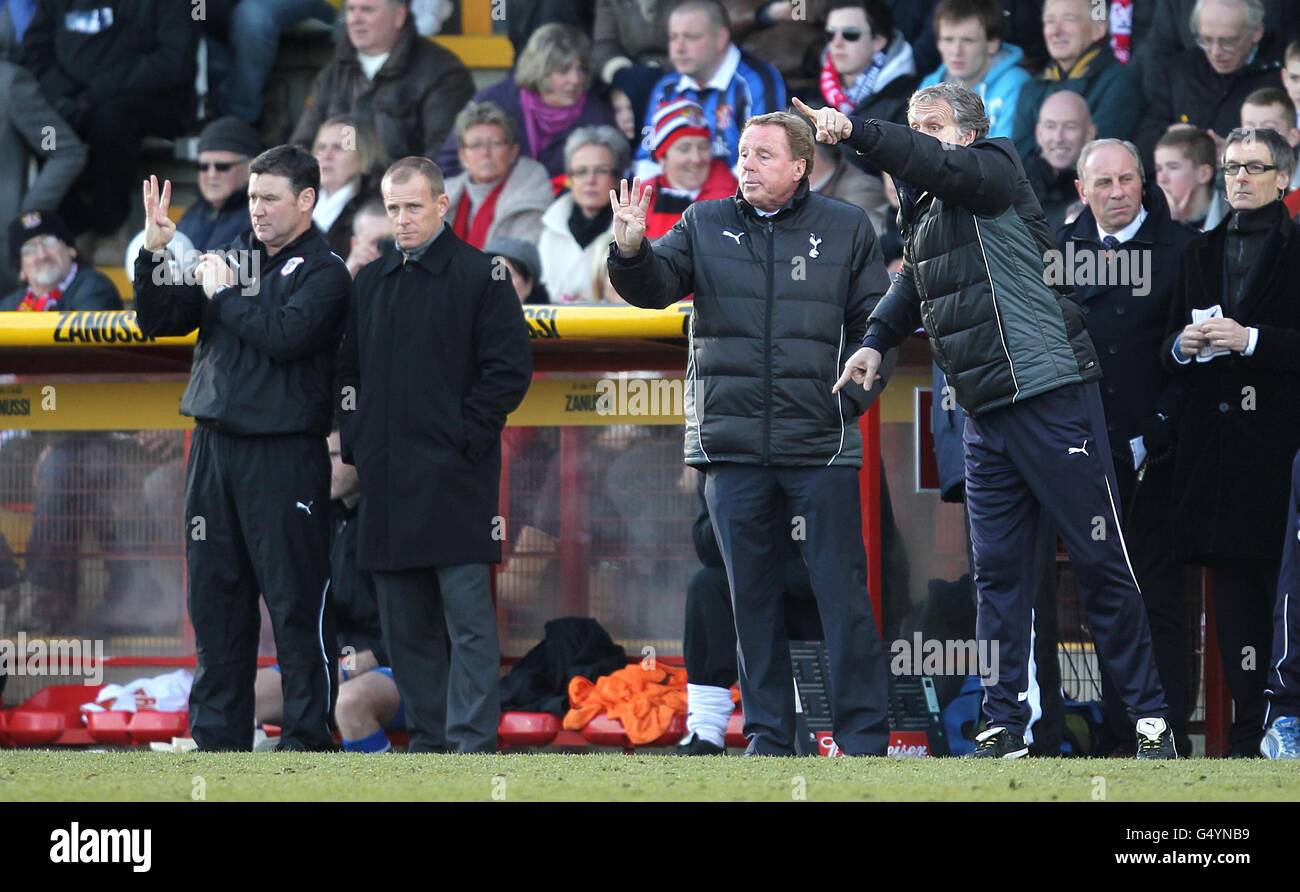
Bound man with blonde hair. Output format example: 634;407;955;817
338;156;532;753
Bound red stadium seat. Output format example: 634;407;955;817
6;684;104;746
497;711;561;748
6;709;66;746
128;711;189;744
581;711;688;748
0;709;11;746
84;711;133;746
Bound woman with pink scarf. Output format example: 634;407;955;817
438;24;616;181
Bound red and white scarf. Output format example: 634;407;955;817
1110;0;1134;64
820;50;887;114
16;289;60;312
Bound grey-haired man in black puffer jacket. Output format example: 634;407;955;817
798;84;1177;760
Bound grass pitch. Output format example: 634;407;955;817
3;751;1299;802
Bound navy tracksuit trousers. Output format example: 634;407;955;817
703;464;890;755
963;382;1169;737
1266;449;1300;723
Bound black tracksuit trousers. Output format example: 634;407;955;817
185;425;333;751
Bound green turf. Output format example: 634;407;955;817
2;751;1299;801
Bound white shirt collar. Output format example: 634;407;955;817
1097;205;1148;244
313;179;360;233
357;50;390;80
52;262;79;294
675;43;741;93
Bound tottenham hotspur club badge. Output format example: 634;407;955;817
808;233;821;258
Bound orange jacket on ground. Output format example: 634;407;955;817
564;664;689;745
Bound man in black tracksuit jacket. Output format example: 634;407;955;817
609;111;893;756
799;83;1176;758
134;146;352;752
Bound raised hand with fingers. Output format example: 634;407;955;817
142;174;176;253
792;97;853;145
609;177;654;257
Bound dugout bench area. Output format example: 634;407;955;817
0;308;1231;754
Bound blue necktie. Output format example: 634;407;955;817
1102;235;1120;250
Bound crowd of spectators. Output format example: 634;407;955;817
3;0;1297;302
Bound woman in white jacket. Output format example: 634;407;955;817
539;125;628;303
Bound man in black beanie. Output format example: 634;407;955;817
1;210;118;311
176;117;263;252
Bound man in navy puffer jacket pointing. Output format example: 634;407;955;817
609;109;893;757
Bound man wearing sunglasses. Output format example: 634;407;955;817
818;0;918;137
175;118;261;252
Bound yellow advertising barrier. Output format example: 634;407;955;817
0;377;687;430
0;373;923;430
0;311;192;347
0;305;921;428
0;305;694;348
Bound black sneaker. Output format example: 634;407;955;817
969;726;1028;759
1135;717;1178;759
675;733;725;756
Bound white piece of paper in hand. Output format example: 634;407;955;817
1191;304;1230;362
1130;435;1147;471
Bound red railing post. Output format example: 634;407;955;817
558;426;588;617
1203;570;1230;756
859;404;883;635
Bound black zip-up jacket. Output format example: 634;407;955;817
329;500;385;666
133;227;351;436
608;179;892;468
853;118;1100;416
